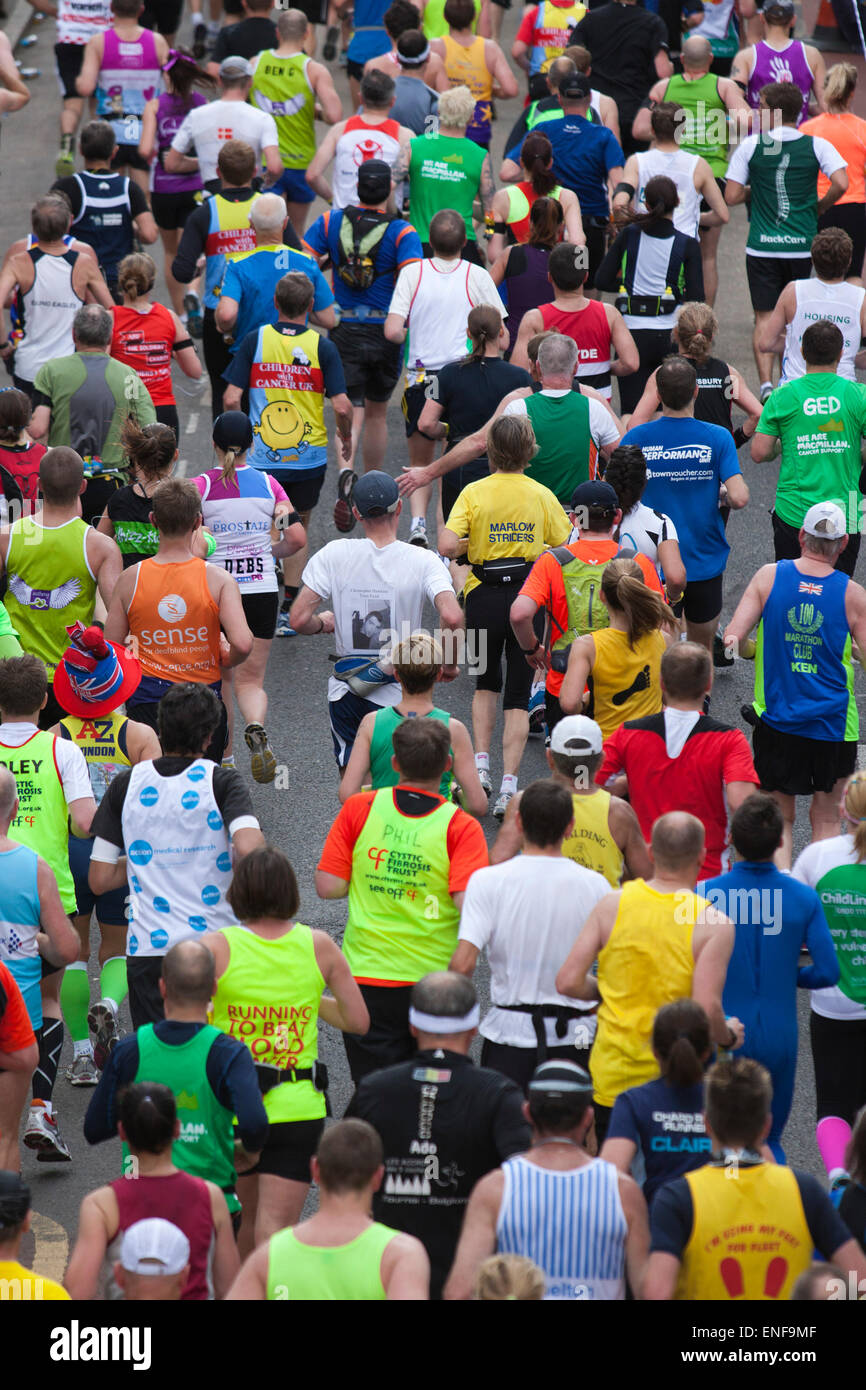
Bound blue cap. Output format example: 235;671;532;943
353;470;400;518
570;479;619;514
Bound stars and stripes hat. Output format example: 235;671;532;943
53;621;142;718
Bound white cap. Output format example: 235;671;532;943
549;715;604;757
802;501;846;540
219;55;253;79
120;1219;190;1276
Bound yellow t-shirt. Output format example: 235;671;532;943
0;1260;69;1300
445;472;570;596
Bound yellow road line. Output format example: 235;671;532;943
29;1211;69;1284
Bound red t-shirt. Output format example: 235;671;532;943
110;302;177;407
0;960;36;1056
0;441;45;503
598;713;759;879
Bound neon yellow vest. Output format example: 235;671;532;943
59;710;131;805
562;788;623;888
250;51;316;168
266;1222;395;1300
249;324;328;462
5;518;96;677
0;729;76;911
210;923;326;1123
345;788;461;983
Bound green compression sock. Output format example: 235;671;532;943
60;961;91;1042
99;955;128;1010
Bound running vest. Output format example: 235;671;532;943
5;517;96;676
333;116;403;210
127;556;221;686
250;50;316;169
526;0;586;75
754;561;857;743
538;299;611;395
403;258;477;384
562;788;623;887
591;879;697;1107
110;302;176;407
691;353;734;432
503;180;564;244
121;758;235;958
441;35;493;145
408;132;487;241
57;0;111;46
615;226;690;331
589;627;666;739
676;1162;813;1300
14;249;82;385
132;1023;239;1213
151;91;206;195
524;392;596;505
196;465;281;594
109;1170;214;1301
71;170;134;284
266;1223;396;1301
345;788;461;983
635;149;701;239
745;133;821;256
663;72;728;177
95;27;161;146
248;324;328;472
781;279;865;383
368;706;451;794
811;856;866;1010
0;843;42;1028
59;710;130;805
203;193;259;309
747;39;813;123
497;1155;627;1300
0;730;77;913
210;923;326;1124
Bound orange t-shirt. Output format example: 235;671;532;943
127;557;222;685
0;960;36;1055
801;112;866;205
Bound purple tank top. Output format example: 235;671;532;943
504;244;555;344
747;40;813;123
152;90;206;194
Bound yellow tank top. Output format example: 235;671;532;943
589;627;666;740
442;34;492;105
561;788;623;888
677;1163;814;1301
591;879;697;1108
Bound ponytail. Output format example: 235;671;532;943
122;417;177;482
628;174;679;231
220;445;243;487
463;304;503;365
601;557;675;647
843;771;866;862
676;301;718;364
653;1000;710;1087
528;195;564;249
824;61;857;114
520;132;557;197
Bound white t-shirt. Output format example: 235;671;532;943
0;721;92;803
170;100;280;185
387;257;507;384
504;390;621;453
458;855;609;1048
793;834;866;1021
302;536;455;705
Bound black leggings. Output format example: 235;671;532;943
810;1010;866;1126
617;326;675;415
203;308;232;422
464;581;540;708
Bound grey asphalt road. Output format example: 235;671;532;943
0;1;853;1280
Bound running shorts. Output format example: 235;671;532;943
752;717;858;797
745;254;813;313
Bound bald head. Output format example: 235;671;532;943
0;766;17;825
682;36;712;71
547;57;575;91
651;812;706;875
161;941;215;1006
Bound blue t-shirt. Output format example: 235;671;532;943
607;1077;710;1206
303;211;423;320
220;247;334;355
508;114;624;218
621;416;740;581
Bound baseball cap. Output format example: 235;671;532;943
570;479;619;514
549;715;604;758
353;470;399;518
213;410;253;453
120;1219;191;1276
357;159;392;205
802;501;846;540
0;1171;30;1229
528;1059;594;1102
558;71;592;100
219;55;253;80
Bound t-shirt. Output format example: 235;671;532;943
301;537;455;705
753;372;866;530
458;855;609;1047
508;114;623;218
31;353;155;468
0;1260;69;1300
219;245;334;354
170;100;280;186
504;391;620;451
212;16;277;62
621;416;741;582
570;4;670;122
444;471;571;597
606;1077;710;1205
407;132;488;241
90;755;259;860
433;358;531;446
725;127;846;258
793;834;866;1022
801;112;866;205
304;211;423;319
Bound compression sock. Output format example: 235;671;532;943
816;1115;852;1179
99;956;128;1011
60;961;90;1043
282;584;299;615
32;1016;64;1103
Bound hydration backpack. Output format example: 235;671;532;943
336;206;393;291
549;545;635;673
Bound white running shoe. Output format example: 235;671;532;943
23;1103;72;1162
477;767;492;797
493;790;514;822
88;998;122;1072
66;1052;99;1086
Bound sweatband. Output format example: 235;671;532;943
409;1003;481;1033
173;338;194;352
613;181;635;200
399;42;430;67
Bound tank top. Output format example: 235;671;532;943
203;192;259;310
195;465;281;595
589;627;666;739
95;27;162;146
250;50;316;169
592;879;697;1107
562;788;623;887
503;180;564;245
57;0;111;46
663;71;728;177
0;842;42;1028
5;516;96;676
211;923;326;1124
747;39;813;123
71;170;134;285
152;91;206;195
59;710;130;805
106;483;159;566
127;557;222;686
497;1155;627;1300
690;353;734;431
441;35;492;146
110;302;176;407
368;706;452;794
108;1171;215;1301
526;0;586;76
333;115;403;210
0;442;44;504
781;279;865;383
402;258;477;384
754;561;857;743
524;391;596;504
635;149;701;239
266;1223;396;1301
0;729;77;912
121;758;235;957
503;243;555;342
677;1162;813;1300
247;325;328;472
538;299;611;396
14;249;82;385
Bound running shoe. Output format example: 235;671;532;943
275;609;296;637
713;632;734;671
24;1103;72;1162
88;998;121;1072
244;722;277;784
528;681;546;735
183;292;203;340
760;383;774;405
492;790;514;822
409;518;428;548
55;134;75;178
192;19;208;58
66;1052;99;1086
221;755;236;770
334;469;357;532
477;767;492;797
322;24;339;59
339;48;349;67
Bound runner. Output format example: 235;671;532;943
731;0;824;128
511;0;586;88
432;0;517;148
569;0;672;152
613;102;729;243
0;390;45;509
801;64;866;278
166;56;283;193
97;418;180;568
110;251;202;436
0;1173;69;1300
405;85;494;262
305;70;413;211
602;445;686;598
52;0;113;178
113;1220;191;1302
386;29;450;135
490;200;560;346
0;964;38;1173
759;230;866;386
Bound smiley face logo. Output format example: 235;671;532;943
253;401;312;453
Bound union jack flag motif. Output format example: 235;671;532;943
798;582;823;595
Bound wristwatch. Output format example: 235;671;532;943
521;638;542;656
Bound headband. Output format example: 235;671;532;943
398;42;431;67
163;48;193;73
409;1003;480;1034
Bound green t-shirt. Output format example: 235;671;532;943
408;133;487;242
756;371;866;529
33;352;156;470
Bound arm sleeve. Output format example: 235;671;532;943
423;549;459;603
502;397;528;417
799;895;841;990
212;768;260;837
261;112;279;148
594;231;628;293
170;110;195;154
317;795;375;878
721;731;759;787
544;493;572;546
317;335;347;397
88;771;131;849
589;397;622;449
796;1171;856;1257
649;1178;694;1257
83;1036;139;1144
172;203;210;284
606;1090;640;1144
491;1083;533;1160
222;331;257;387
209;1036;270;1154
717;429;743;484
446;812;489;893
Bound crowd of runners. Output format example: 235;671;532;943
0;0;865;1305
